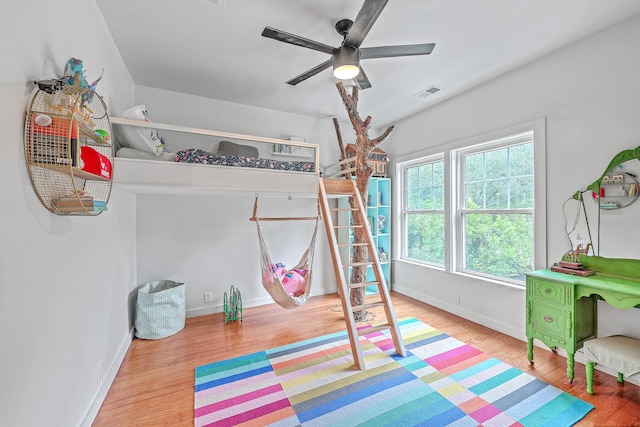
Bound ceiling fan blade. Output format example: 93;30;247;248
344;0;388;48
286;59;332;86
354;67;372;90
262;27;336;55
360;43;435;59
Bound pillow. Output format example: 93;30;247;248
116;147;176;161
117;105;165;156
217;140;259;158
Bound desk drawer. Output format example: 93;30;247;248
530;302;567;343
531;278;566;304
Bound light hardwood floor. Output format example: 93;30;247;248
93;292;640;426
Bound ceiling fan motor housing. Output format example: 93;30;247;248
334;46;359;65
333;46;361;79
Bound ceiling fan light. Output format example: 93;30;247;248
332;46;360;80
333;64;360;80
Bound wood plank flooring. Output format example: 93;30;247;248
93;292;640;426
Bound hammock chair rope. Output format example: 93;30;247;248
252;196;320;309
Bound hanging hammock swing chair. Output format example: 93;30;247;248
251;196;320;309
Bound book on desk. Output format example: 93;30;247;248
550;260;594;276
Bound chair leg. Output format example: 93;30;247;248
618;372;624;384
586;362;595;394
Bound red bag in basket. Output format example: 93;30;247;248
80;146;112;179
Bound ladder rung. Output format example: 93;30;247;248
322;179;358;195
343;261;374;267
333;225;363;229
348;281;379;290
337;242;369;247
330;207;358;212
350;301;385;312
357;323;391;336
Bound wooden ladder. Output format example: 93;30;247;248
318;178;406;370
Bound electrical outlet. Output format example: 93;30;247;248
453;291;460;303
203;292;212;303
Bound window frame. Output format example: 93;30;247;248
394;118;546;288
453;133;535;285
400;154;446;268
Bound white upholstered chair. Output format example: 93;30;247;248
583;335;640;394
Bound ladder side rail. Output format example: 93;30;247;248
349;180;407;357
319;179;365;370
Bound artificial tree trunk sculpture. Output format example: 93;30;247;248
335;82;394;320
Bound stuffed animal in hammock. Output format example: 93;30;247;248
263;263;307;297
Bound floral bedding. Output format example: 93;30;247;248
174;149;315;173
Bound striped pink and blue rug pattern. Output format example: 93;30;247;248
194;317;593;426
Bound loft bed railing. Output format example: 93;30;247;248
109;117;320;197
322;157;356;179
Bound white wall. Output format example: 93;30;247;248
136;194;335;315
5;4;638;425
134;85;343;166
0;1;136;426
130;86;343;316
387;14;640;343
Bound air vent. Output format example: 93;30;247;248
206;0;227;8
413;85;442;98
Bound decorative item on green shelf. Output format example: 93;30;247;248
379;246;388;263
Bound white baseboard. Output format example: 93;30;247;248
187;296;273;318
81;327;135;427
186;286;335;318
392;284;524;340
392;286;640;387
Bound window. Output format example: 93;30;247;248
397;120;545;287
456;135;534;283
402;156;445;266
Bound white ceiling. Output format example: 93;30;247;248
96;0;640;127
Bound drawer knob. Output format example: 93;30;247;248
544;315;553;322
545;288;551;294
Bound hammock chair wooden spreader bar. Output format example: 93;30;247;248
251;196;320;309
249;196;319;222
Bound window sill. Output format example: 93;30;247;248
453;269;526;291
396;258;526;291
396;257;445;271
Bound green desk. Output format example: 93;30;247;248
526;256;640;382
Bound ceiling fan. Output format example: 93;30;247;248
261;0;435;90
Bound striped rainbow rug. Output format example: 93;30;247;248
194;317;593;426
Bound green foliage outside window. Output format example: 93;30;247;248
464;211;534;281
464;144;533;210
407;213;445;265
462;143;534;281
404;141;534;282
406;160;445;265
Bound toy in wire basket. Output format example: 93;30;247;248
223;285;242;324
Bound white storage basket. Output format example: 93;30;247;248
135;280;185;340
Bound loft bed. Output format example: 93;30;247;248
110;117;320;196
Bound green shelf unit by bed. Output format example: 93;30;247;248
337;177;391;292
